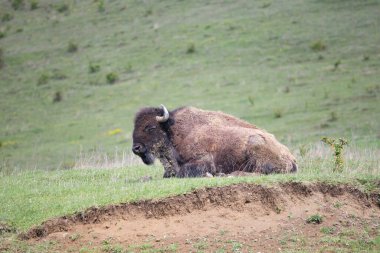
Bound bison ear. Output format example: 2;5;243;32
156;104;169;123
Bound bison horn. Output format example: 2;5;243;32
156;104;169;122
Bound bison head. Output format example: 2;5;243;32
132;105;170;165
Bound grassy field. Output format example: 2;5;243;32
1;0;379;170
1;144;379;231
0;0;380;251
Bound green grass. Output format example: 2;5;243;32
0;1;380;249
1;154;379;231
0;0;379;170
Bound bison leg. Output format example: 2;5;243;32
160;157;180;178
156;147;181;178
176;160;216;178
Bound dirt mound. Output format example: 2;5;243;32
22;182;380;252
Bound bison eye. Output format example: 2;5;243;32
144;125;156;132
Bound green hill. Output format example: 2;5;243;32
1;0;379;170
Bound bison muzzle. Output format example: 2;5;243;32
132;105;297;178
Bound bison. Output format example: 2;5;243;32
132;105;297;178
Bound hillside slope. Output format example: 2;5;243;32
0;0;379;169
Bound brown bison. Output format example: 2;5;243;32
132;105;297;178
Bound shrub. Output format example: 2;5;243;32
51;69;67;80
273;108;283;118
333;60;341;70
89;62;100;73
306;214;323;224
144;8;153;17
320;226;334;234
248;96;254;106
30;0;38;10
56;3;69;13
0;48;4;69
67;41;78;53
0;32;6;40
53;91;62;103
186;43;196;54
37;73;49;85
12;0;24;10
328;111;338;122
261;2;271;8
106;72;118;84
321;137;348;173
1;13;14;22
98;0;105;12
310;40;327;52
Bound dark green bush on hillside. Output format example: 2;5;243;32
310;40;327;52
67;41;78;53
56;3;69;13
186;43;196;54
106;72;118;84
37;73;49;85
53;91;62;103
89;62;100;73
1;13;14;22
0;48;4;69
97;0;105;13
30;0;38;10
12;0;24;10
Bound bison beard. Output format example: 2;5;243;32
132;105;297;178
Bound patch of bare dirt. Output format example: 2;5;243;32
23;182;380;252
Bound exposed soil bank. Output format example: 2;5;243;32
21;182;380;252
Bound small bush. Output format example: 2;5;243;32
67;41;78;53
0;48;4;69
1;13;14;22
306;214;323;224
106;72;118;84
333;60;341;70
328;111;338;122
144;8;153;17
261;2;271;8
310;40;327;52
89;62;100;73
12;0;25;10
274;108;283;118
53;91;62;103
248;96;254;106
30;0;38;10
37;73;49;85
16;28;23;33
320;226;334;234
283;86;290;93
98;0;105;12
56;3;69;13
51;69;67;80
0;32;6;40
186;43;196;54
321;137;348;173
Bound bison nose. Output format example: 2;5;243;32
132;144;145;154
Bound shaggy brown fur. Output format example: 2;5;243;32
132;106;297;178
